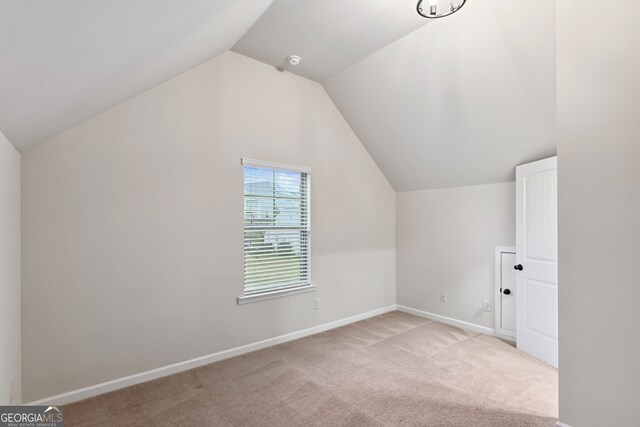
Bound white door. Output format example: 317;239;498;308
516;156;558;368
500;252;517;334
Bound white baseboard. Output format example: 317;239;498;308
556;421;572;427
27;304;396;406
396;305;496;336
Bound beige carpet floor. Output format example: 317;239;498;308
65;311;558;426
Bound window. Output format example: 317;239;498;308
239;159;311;303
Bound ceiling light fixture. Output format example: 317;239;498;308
416;0;466;19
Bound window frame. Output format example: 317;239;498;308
237;158;314;304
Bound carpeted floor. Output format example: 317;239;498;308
65;311;558;426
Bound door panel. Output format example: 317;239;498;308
500;252;517;333
524;278;558;339
516;156;558;368
525;170;558;262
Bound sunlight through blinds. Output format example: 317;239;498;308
243;160;311;296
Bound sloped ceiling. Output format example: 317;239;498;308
1;0;556;192
0;0;273;151
232;0;429;82
324;0;556;191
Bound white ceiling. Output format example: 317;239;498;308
1;0;557;192
232;0;429;82
0;0;273;151
324;0;557;191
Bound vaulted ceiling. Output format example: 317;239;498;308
0;0;273;151
323;0;556;190
0;0;556;191
232;0;428;82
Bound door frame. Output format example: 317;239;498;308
494;246;516;341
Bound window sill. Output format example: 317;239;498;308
237;284;316;305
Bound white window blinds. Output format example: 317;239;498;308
242;159;311;297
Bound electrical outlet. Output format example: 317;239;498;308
439;291;447;302
314;299;320;310
483;299;491;312
9;380;15;404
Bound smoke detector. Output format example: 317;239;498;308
287;55;301;66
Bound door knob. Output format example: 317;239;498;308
503;289;511;295
514;264;523;271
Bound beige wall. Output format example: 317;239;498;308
21;51;396;402
396;182;515;328
557;1;640;426
0;131;21;404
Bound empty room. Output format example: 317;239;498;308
1;1;638;426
